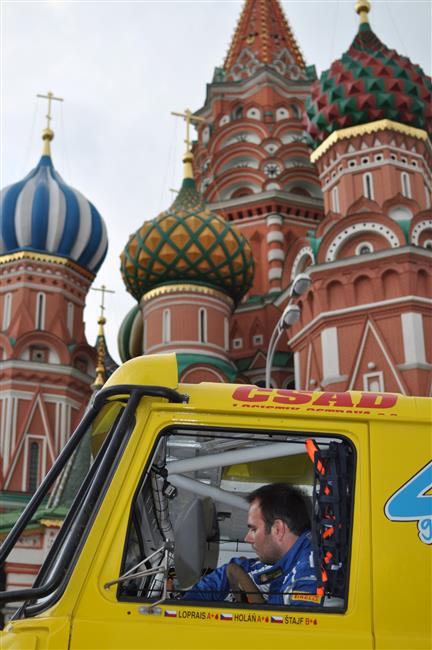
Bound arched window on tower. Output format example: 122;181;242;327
363;173;374;200
331;186;340;212
198;308;207;343
2;292;12;330
35;292;46;330
28;441;40;493
401;172;411;198
233;106;243;120
162;309;171;344
67;302;74;336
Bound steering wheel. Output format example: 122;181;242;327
226;563;265;604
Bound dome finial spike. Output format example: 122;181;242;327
36;90;63;156
91;284;115;390
171;108;206;179
91;284;116;326
355;0;371;25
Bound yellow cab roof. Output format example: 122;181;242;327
103;353;430;425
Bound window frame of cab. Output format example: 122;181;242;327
117;425;356;613
19;402;134;619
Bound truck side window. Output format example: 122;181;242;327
118;429;354;611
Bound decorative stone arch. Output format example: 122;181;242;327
212;121;267;152
353;274;374;305
219;155;261;174
264;181;281;191
416;268;430;297
230;187;255;199
245;106;261;120
381;269;402;299
283;155;312;169
276;129;310;146
13;331;69;365
275;105;290;121
290;245;314;281
210;174;262;202
411;219;432;246
326;279;345;310
324;222;401;262
383;193;419;219
284;179;322;199
71;344;97;375
214;141;266;171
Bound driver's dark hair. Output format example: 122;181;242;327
246;482;311;536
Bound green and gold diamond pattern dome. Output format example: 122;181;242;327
120;153;254;305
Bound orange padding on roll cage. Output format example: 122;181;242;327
305;438;325;475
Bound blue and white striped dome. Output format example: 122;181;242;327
1;152;108;274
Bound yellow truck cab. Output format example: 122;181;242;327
1;353;431;649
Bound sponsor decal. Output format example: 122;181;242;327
289;593;323;604
178;610;207;620
258;568;283;584
284;616;315;625
232;386;398;416
385;461;432;545
161;608;318;627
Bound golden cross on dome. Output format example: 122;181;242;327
36;91;64;130
171;108;205;151
92;284;115;322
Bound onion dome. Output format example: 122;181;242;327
120;151;254;306
117;304;143;362
0;128;107;274
304;0;432;147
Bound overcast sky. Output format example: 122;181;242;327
2;0;431;364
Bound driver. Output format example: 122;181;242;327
182;482;322;606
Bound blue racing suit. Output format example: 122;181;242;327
183;531;321;606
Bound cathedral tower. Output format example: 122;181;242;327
0;102;108;493
120;132;254;383
291;1;432;396
191;0;324;386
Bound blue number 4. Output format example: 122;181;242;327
385;461;432;545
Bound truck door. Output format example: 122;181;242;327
370;418;431;649
69;411;374;650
